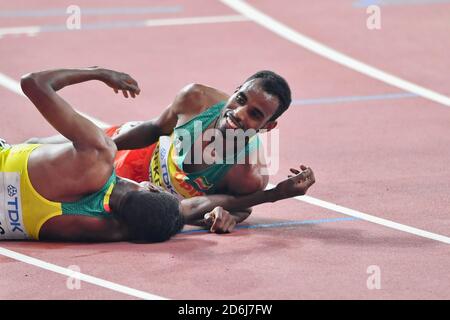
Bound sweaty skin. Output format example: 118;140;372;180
111;80;278;195
14;67;316;241
115;80;282;229
27;80;285;231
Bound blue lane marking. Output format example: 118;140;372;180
0;6;183;18
39;20;149;32
354;0;381;5
179;216;358;234
1;15;242;36
292;92;417;106
354;0;450;7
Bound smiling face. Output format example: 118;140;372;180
216;79;279;135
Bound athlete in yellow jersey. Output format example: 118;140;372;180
0;68;186;242
1;67;315;242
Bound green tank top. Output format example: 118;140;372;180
149;101;260;199
61;170;117;217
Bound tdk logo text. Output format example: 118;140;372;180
6;185;24;234
7;184;17;197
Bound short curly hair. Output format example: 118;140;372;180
117;191;184;242
245;70;292;121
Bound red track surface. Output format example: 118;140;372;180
1;0;449;299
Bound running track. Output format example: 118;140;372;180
0;0;449;299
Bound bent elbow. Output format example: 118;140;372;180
178;83;205;104
20;73;38;96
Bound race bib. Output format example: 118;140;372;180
158;136;180;198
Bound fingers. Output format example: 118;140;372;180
127;83;141;95
204;211;215;224
205;207;235;234
119;89;141;99
289;165;315;184
289;165;308;178
120;85;140;99
218;210;236;233
210;207;223;233
203;207;220;232
300;166;315;186
120;89;138;98
223;218;236;233
111;73;141;98
123;74;140;95
297;165;311;174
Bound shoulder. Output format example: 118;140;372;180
172;83;230;115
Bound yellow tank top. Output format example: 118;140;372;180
0;144;62;240
0;144;115;240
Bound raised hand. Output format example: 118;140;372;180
98;68;141;98
275;165;315;198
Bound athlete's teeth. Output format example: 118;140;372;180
227;117;237;128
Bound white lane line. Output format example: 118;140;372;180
0;72;25;96
0;26;41;38
0;15;250;38
0;247;167;300
143;14;249;27
0;72;110;128
267;184;450;244
219;0;450;107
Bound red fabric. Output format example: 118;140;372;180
105;126;156;183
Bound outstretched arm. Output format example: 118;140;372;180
179;165;315;232
187;208;252;232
